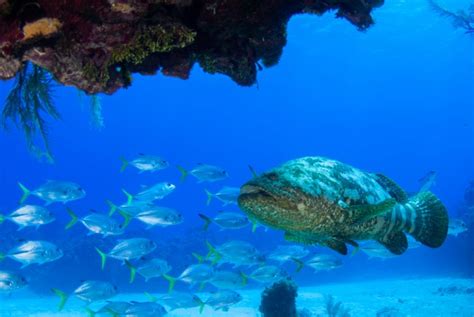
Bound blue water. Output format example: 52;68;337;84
0;0;473;311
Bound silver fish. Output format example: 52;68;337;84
199;212;249;231
97;301;131;315
179;164;228;183
268;245;309;263
359;240;397;259
0;205;55;230
418;171;436;192
52;281;117;311
198;290;242;313
121;155;169;173
123;183;176;205
206;240;265;268
164;264;214;292
158;292;202;311
127;206;183;228
133;258;172;282
294;254;342;272
448;218;468;237
244;265;286;284
124;301;167;317
74;280;117;302
18;180;85;205
0;271;27;292
360;236;421;260
3;240;63;268
210;270;245;289
66;208;124;236
95;238;157;270
205;187;240;206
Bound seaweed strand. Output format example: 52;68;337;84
1;63;59;162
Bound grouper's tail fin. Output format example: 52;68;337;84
405;191;448;248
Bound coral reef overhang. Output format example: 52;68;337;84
0;0;384;94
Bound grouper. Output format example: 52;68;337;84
238;157;449;255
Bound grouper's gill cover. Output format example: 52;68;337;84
238;156;449;255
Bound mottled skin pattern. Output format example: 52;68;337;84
238;157;443;254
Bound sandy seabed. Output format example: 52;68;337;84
1;277;473;316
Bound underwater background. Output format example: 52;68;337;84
0;0;473;315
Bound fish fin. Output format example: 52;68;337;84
240;271;248;285
18;182;30;205
85;307;95;317
20;263;30;269
95;247;107;270
65;208;78;230
192;252;204;263
193;296;205;314
405;191;448;248
198;213;212;231
204;189;213;206
125;260;137;283
118;209;132;229
106;200;118;216
163;274;177;293
324;239;348;255
16;225;26;231
119;157;128;172
291;257;305;273
250;219;258;233
248;165;258;178
377;231;408;255
44;200;53;206
121;189;134;206
346;239;360;256
374;174;408;203
349;198;397;223
51;288;69;311
205;241;221;265
144;291;157;302
177;165;188;182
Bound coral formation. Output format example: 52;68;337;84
0;0;384;94
22;18;62;41
259;278;298;317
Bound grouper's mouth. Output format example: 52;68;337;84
238;183;284;229
240;184;270;196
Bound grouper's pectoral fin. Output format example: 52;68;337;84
348;198;397;224
377;231;408;255
324;238;348;255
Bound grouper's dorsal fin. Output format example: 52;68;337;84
377;231;408;255
374;173;408;203
348;198;397;223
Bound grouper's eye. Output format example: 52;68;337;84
266;172;279;181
